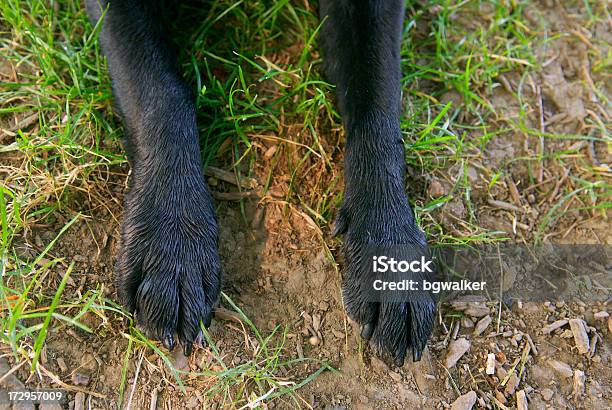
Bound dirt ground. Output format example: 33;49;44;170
1;0;611;409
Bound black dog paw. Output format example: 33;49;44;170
335;191;436;366
115;175;220;355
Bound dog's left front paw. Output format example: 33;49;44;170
335;189;436;366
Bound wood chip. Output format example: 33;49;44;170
569;318;590;354
486;353;496;375
473;315;492;336
445;338;471;369
542;319;568;334
450;391;477;410
516;390;528;410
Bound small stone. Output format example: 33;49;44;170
547;359;573;378
465;304;490;318
494;390;507;404
495;351;507;365
486;353;496;375
569;318;590;354
541;388;554;401
593;310;609;319
445;338;471;369
572;369;586;398
428;179;445;198
71;372;90;386
74;392;86;410
542;319;568;334
450;391;477;410
473;315;492;337
516;390;528;410
461;316;474;328
56;357;68;373
504;373;520;395
308;335;320;346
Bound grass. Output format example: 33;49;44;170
1;0;610;407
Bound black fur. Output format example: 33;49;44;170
320;0;435;365
87;0;436;364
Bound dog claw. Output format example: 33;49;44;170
163;333;175;351
183;342;192;356
361;323;374;340
194;331;206;348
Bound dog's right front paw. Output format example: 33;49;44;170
335;190;436;366
115;175;221;355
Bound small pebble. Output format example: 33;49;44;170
428;179;446;198
71;372;90;386
465;304;489;317
461;316;474;328
516;390;528;410
573;369;586;398
504;373;519;395
485;353;496;375
547;359;573;378
494;390;507;404
473;315;492;337
74;392;85;410
308;335;321;346
445;338;471;369
450;391;477;410
541;388;554;401
569;318;590;354
56;357;68;373
542;319;568;334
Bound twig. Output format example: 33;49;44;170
126;350;144;410
204;166;257;189
487;199;523;213
536;85;545;183
0;360;26;385
547;168;570;203
38;364;106;398
212;190;260;201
